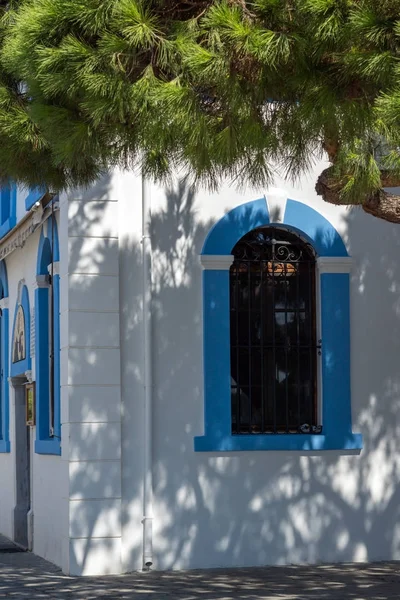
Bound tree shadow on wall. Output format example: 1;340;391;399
63;174;400;587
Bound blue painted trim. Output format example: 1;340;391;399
195;197;362;453
320;273;353;435
0;184;17;240
284;200;348;257
36;221;60;276
10;285;31;377
0;261;8;298
195;433;363;452
0;308;10;452
202;198;269;255
34;438;61;455
36;232;52;276
25;187;46;211
35;286;49;444
0;440;10;453
35;218;61;455
0;260;9;452
53;274;61;441
202;270;231;439
47;213;60;262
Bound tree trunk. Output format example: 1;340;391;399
362;191;400;223
315;166;400;224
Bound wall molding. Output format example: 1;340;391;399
34;275;50;290
317;256;353;273
200;255;234;270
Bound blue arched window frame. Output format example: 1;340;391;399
0;261;9;452
194;198;363;452
35;216;61;455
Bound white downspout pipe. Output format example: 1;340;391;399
142;173;153;570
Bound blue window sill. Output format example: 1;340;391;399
35;438;61;456
0;216;16;240
194;433;363;452
0;440;10;453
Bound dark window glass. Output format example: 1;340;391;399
230;227;320;434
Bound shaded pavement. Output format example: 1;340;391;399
0;536;400;599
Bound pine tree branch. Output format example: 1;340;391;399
363;191;400;224
315;166;400;223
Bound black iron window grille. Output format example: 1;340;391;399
230;226;322;435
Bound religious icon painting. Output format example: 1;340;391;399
12;305;26;363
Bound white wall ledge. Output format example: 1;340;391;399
200;255;234;270
34;274;51;289
317;256;353;273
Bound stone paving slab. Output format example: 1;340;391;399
0;535;24;554
1;546;400;599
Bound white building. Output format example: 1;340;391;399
0;159;398;575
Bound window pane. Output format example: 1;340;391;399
230;226;318;435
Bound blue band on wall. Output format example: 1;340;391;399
195;197;362;452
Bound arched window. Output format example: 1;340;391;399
35;216;61;455
230;227;320;435
194;197;363;452
0;261;9;452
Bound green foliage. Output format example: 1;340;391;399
0;0;399;200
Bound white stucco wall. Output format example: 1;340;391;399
117;161;400;571
0;451;14;539
59;179;123;576
2;161;399;575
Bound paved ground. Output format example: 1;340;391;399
1;536;400;599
